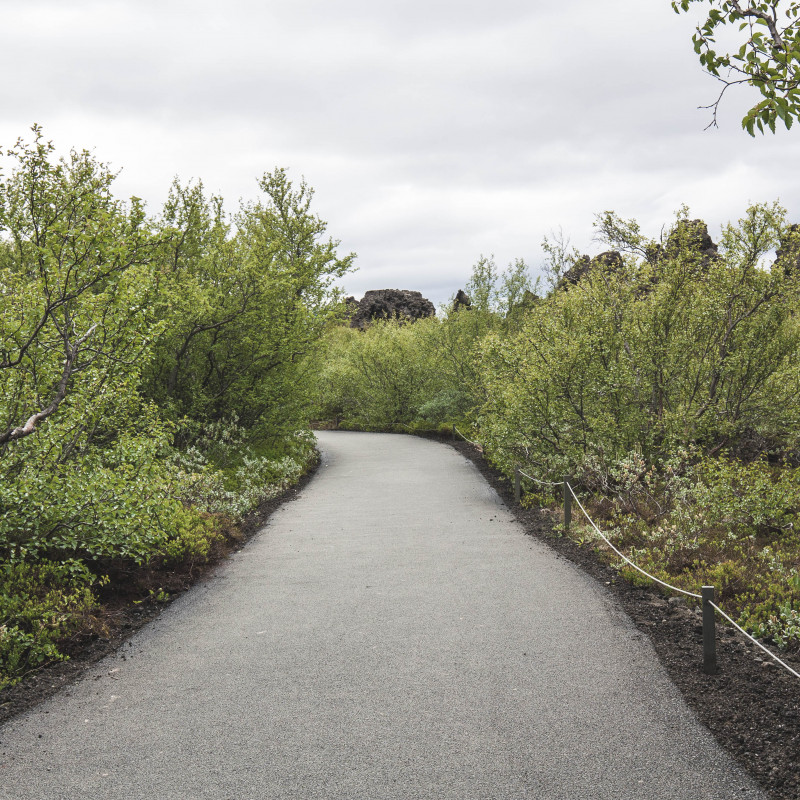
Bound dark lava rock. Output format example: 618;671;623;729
560;255;592;287
506;289;540;322
561;221;720;292
560;251;622;289
452;289;472;312
595;250;624;271
664;219;718;268
644;242;665;265
775;224;800;277
348;289;436;329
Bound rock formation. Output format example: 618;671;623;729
663;219;718;268
346;289;436;329
452;289;472;311
560;251;622;289
559;220;721;292
775;224;800;277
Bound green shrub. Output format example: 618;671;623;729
0;560;97;689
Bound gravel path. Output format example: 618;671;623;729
0;431;765;799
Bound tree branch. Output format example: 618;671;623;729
0;323;97;444
729;1;785;49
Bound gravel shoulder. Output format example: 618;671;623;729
444;435;800;800
0;457;320;728
0;431;768;799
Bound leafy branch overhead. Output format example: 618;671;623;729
672;0;800;134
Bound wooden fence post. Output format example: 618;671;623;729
702;585;717;674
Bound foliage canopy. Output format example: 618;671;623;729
672;0;800;134
0;127;350;685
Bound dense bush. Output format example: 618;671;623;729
309;255;536;429
0;128;350;686
311;320;439;427
142;172;353;438
480;204;800;478
0;560;97;690
311;204;800;652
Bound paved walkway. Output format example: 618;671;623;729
0;432;763;799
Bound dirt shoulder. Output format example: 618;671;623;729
443;436;800;800
3;435;799;799
0;456;320;728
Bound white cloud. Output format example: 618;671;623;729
1;0;798;306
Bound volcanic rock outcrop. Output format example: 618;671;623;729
452;289;472;311
560;251;623;289
663;219;718;268
560;220;721;291
776;224;800;277
345;289;436;329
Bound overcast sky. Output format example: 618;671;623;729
1;0;798;305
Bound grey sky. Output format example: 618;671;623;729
2;0;798;304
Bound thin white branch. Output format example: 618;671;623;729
0;323;98;444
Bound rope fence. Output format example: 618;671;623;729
559;472;797;679
709;601;800;679
504;451;798;678
452;424;481;448
566;483;701;600
410;423;798;679
517;467;561;488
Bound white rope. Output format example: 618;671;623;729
709;602;800;679
517;468;561;488
566;483;702;600
453;426;481;447
565;483;800;678
452;432;798;677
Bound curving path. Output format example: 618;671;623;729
0;431;763;799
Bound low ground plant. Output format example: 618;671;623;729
0;561;98;689
552;451;800;653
